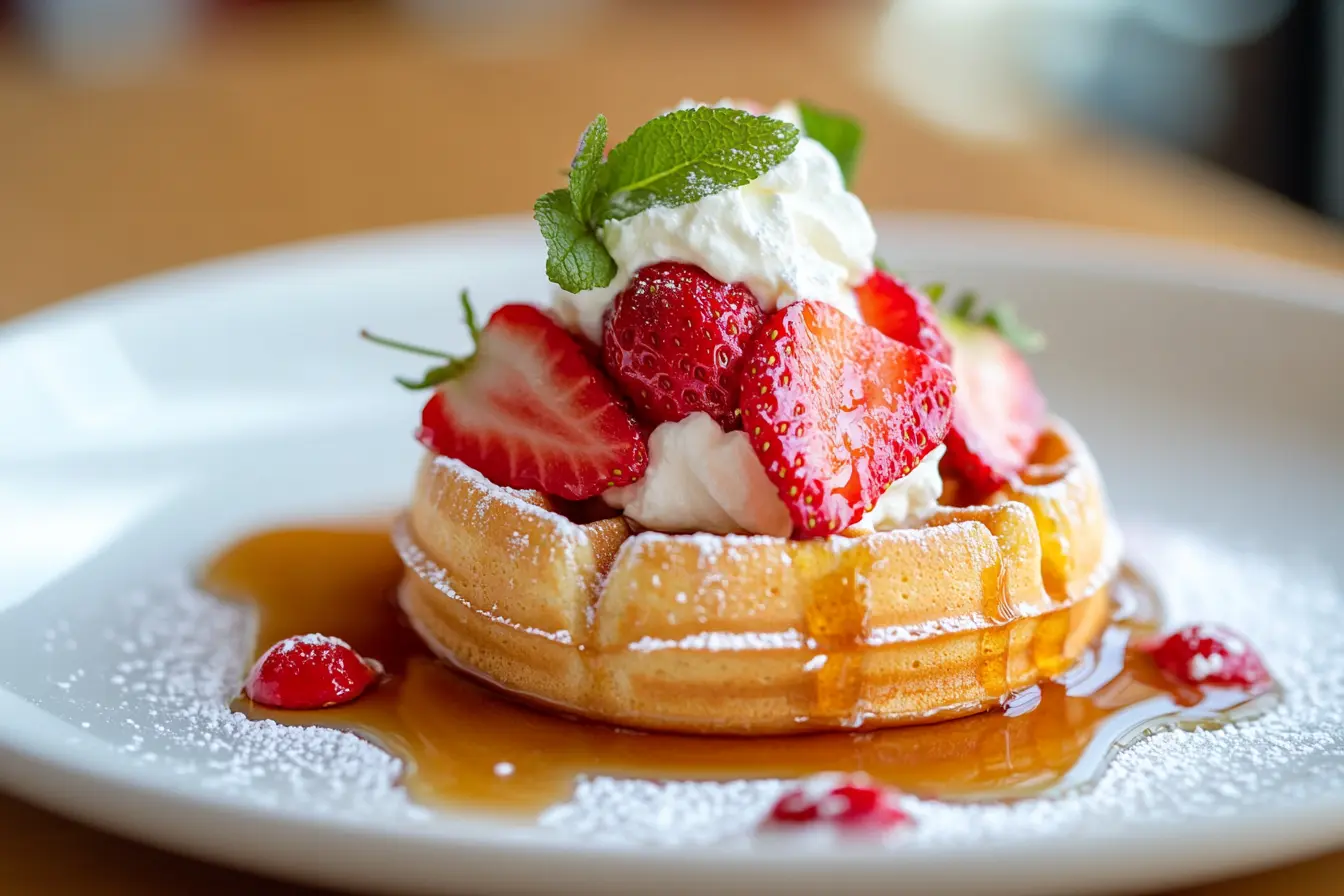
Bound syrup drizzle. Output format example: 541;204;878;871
208;526;1273;814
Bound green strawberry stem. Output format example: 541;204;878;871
361;291;480;390
922;280;1045;354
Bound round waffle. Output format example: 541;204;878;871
394;418;1121;734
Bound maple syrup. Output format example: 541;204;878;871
207;525;1273;815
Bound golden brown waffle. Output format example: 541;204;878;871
394;418;1121;734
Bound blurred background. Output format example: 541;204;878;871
1;0;1343;323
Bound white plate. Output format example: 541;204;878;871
2;215;1344;895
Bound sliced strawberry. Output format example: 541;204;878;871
244;634;380;710
940;317;1046;500
602;262;763;428
363;294;648;500
738;301;954;538
855;271;952;365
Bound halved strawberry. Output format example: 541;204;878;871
363;294;648;500
738;301;954;538
602;262;763;428
244;634;380;710
855;271;951;364
941;317;1046;500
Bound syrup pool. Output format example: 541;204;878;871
205;525;1273;815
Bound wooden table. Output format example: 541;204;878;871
2;2;1342;892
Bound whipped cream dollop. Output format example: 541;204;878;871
605;415;946;537
553;100;878;344
604;413;793;537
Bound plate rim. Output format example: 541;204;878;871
3;213;1344;894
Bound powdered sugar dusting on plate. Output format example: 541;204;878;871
38;525;1344;845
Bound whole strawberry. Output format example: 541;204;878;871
738;301;955;538
363;293;648;500
602;262;764;428
855;271;952;365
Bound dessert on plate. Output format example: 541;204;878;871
357;99;1129;734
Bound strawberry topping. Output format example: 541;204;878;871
738;301;955;538
941;317;1047;500
855;271;952;365
602;262;764;428
243;634;380;710
765;775;913;830
364;293;648;501
1144;624;1273;692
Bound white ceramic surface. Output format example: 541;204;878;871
1;215;1343;895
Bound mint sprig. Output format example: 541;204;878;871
534;107;801;294
923;282;1045;353
568;115;607;224
534;189;617;294
599;108;799;221
798;100;863;187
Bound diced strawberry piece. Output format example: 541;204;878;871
602;262;764;428
1144;624;1273;692
244;634;380;710
738;301;954;538
364;296;648;501
766;789;821;825
940;318;1046;500
821;782;913;828
855;271;952;365
764;775;913;831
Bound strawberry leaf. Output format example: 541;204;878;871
797;100;862;186
598;107;799;221
933;284;1045;354
568;115;607;224
362;292;486;390
534;188;618;293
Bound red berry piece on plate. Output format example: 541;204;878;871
362;292;648;500
764;775;912;831
602;261;764;427
941;316;1047;500
855;271;952;365
244;634;380;710
766;789;821;825
738;301;954;538
1145;624;1272;692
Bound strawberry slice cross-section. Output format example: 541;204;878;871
363;293;648;501
738;301;955;538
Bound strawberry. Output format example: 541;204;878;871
602;262;763;428
363;293;648;500
244;634;380;710
855;271;952;365
738;301;954;538
764;774;913;830
1144;624;1272;692
941;316;1047;500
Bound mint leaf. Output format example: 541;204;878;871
534;189;617;293
798;100;862;186
599;107;799;221
568;115;607;224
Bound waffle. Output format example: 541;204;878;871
394;418;1121;734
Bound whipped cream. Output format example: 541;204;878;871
605;414;945;537
604;413;793;537
553;101;877;343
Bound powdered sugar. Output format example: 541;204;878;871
21;524;1344;847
